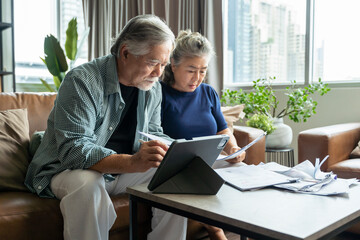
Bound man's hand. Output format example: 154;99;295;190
129;140;169;172
89;140;168;174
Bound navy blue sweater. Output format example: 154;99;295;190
161;82;227;140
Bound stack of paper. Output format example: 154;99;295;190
258;156;358;195
216;155;358;196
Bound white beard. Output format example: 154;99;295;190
136;77;159;91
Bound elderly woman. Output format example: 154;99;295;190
161;29;245;164
160;30;246;240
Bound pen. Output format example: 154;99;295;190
288;179;299;183
139;139;146;144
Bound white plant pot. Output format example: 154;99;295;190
265;118;293;149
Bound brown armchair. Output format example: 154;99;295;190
298;122;360;178
233;126;265;165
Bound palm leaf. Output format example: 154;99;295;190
53;75;61;89
65;18;78;60
44;34;68;75
40;78;56;92
40;57;46;65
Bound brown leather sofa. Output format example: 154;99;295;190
0;92;265;240
298;122;360;235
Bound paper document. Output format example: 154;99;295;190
138;131;173;146
314;155;330;179
273;176;358;196
215;165;298;191
216;132;267;161
257;157;358;196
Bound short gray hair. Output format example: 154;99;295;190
111;15;175;57
162;29;215;85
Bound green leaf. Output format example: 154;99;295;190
44;34;68;75
40;57;46;65
53;75;61;89
65;18;78;60
40;78;56;92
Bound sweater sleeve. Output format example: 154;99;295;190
208;85;228;132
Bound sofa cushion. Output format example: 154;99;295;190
0;108;30;191
0;191;63;240
221;104;245;132
327;159;360;179
350;141;360;159
350;146;360;159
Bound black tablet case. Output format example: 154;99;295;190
147;135;229;195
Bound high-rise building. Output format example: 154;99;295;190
226;0;322;84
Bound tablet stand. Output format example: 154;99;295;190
152;156;224;195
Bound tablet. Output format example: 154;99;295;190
147;134;229;191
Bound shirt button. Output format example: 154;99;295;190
37;186;42;190
109;126;113;131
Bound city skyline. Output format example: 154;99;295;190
226;0;313;83
226;0;360;84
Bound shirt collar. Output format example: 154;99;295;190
104;54;121;96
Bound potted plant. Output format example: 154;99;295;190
221;77;331;147
40;18;89;92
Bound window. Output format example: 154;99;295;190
225;0;306;85
224;0;360;86
14;0;87;92
313;0;360;83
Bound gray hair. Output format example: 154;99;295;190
110;15;175;57
162;29;215;85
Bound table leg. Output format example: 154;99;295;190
129;195;138;240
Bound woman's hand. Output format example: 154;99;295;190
225;146;246;164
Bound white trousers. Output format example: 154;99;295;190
51;168;187;240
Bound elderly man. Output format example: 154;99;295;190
25;15;187;240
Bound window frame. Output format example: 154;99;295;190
223;0;360;90
13;0;87;92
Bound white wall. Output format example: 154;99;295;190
275;87;360;164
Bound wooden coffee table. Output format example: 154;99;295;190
127;183;360;240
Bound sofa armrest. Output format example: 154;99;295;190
298;123;360;171
233;126;265;165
